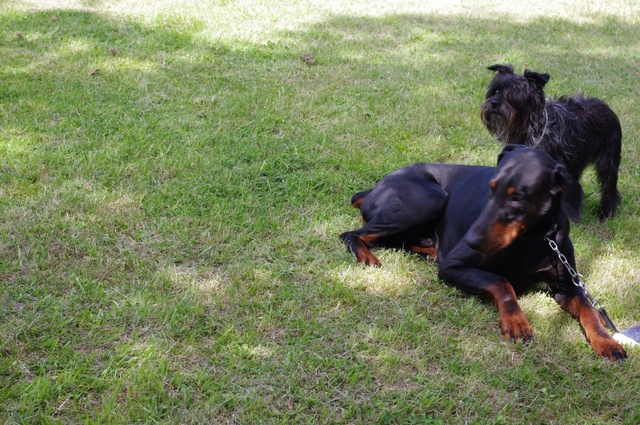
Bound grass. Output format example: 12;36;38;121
1;0;640;423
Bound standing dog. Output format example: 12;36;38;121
340;145;626;361
480;64;622;219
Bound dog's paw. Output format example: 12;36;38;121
356;252;381;268
499;312;533;343
591;336;627;362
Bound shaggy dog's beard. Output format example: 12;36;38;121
481;103;516;144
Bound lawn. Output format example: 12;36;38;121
1;0;640;423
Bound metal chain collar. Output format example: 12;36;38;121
545;237;585;290
545;236;618;333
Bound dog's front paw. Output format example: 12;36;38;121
590;335;627;362
499;312;533;343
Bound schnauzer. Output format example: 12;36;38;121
481;64;622;219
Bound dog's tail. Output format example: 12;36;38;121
350;190;372;208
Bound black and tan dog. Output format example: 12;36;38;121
340;145;626;361
481;64;622;219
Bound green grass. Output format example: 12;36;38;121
1;0;640;423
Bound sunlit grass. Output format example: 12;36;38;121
1;0;640;423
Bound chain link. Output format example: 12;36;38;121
545;238;584;287
545;237;598;307
545;236;619;333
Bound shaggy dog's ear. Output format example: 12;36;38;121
524;69;550;91
487;64;514;74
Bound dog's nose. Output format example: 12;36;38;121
490;100;500;109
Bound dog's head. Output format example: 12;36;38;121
465;145;583;254
480;64;550;144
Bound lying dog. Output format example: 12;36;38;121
340;145;626;361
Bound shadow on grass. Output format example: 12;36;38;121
1;7;640;422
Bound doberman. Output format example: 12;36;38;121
340;145;627;361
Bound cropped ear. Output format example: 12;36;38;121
487;64;514;74
523;69;550;91
497;144;527;165
552;163;584;222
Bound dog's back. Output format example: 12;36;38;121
545;95;621;175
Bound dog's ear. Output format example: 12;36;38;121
524;69;550;91
552;163;584;222
487;64;514;74
497;144;527;165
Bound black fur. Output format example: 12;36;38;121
340;146;626;361
481;64;622;219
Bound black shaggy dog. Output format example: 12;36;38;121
481;64;622;219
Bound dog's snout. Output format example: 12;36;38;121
490;99;500;109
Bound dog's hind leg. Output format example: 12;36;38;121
339;227;386;267
595;130;622;219
340;179;448;267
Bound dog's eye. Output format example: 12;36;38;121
508;200;528;216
